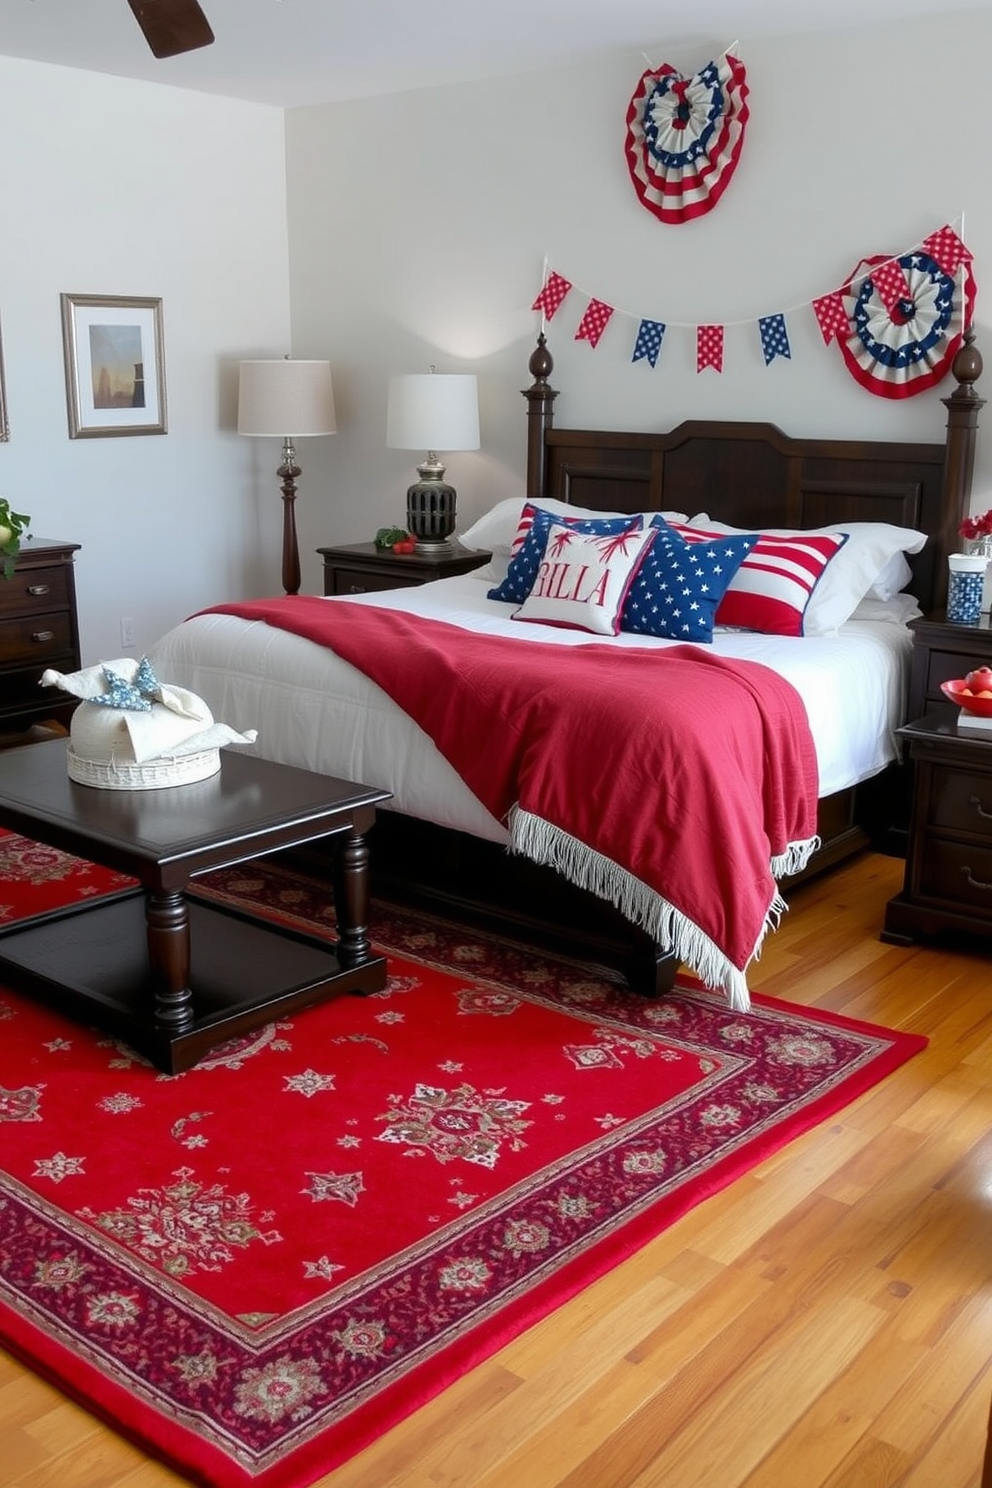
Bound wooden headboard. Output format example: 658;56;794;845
522;332;985;613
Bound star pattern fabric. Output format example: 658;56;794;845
488;506;644;606
838;248;976;399
621;518;757;643
513;523;659;636
90;656;162;712
624;49;750;224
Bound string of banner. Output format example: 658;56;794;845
532;220;977;399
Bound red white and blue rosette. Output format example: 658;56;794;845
624;48;749;225
838;244;976;399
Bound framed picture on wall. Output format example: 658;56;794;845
60;293;167;438
0;312;9;441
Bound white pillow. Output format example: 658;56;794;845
512;521;657;635
689;515;926;635
868;550;914;601
460;497;687;554
849;592;922;624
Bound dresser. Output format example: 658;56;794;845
317;541;491;596
0;538;81;740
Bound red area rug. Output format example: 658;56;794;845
0;834;926;1488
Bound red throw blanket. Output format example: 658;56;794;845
203;598;819;1007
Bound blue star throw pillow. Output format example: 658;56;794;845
488;503;644;605
621;516;758;642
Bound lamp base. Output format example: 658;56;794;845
407;476;457;556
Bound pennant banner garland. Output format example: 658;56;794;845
529;222;976;398
625;47;750;225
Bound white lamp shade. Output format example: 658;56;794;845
386;373;479;452
238;359;336;437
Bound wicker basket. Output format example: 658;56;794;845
67;746;221;791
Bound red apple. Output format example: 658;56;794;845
965;666;992;692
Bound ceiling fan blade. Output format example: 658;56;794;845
126;0;215;60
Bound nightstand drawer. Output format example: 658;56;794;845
918;836;992;912
922;647;981;700
929;765;992;836
330;567;419;596
318;542;492;597
1;610;75;666
0;564;71;617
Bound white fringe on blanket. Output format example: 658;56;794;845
508;807;820;1013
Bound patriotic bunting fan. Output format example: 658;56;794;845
837;234;976;399
624;47;749;225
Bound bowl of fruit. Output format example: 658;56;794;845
941;666;992;716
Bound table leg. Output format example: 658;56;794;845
333;829;374;967
145;889;195;1032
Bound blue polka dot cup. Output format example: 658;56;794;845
947;552;988;625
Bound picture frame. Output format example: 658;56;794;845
60;293;167;439
0;314;9;442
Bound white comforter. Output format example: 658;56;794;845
147;571;912;844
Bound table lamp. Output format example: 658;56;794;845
386;369;480;554
238;357;336;594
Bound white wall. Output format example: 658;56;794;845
285;10;992;584
0;56;291;663
3;11;991;662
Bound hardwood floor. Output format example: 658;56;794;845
3;849;992;1487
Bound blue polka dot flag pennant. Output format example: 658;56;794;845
758;313;791;365
632;319;667;367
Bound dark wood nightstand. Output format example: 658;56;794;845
0;538;81;744
907;610;992;718
316;541;492;596
882;711;992;946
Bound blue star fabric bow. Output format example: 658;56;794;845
91;655;162;712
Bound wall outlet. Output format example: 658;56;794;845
120;616;135;648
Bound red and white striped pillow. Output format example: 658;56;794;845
671;521;849;637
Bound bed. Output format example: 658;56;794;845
148;331;985;1004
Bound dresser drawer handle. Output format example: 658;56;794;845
27;584;50;596
968;794;992;821
348;583;367;594
961;865;992;892
31;629;55;643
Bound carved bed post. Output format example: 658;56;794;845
522;334;558;500
938;328;985;607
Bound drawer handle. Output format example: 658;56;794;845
27;584;50;596
348;583;367;594
31;630;55;643
968;793;992;821
961;866;992;893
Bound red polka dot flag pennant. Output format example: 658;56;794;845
575;299;615;349
812;291;849;346
869;257;914;318
697;325;725;373
625;47;749;225
531;271;572;322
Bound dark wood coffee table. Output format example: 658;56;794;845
0;740;391;1073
